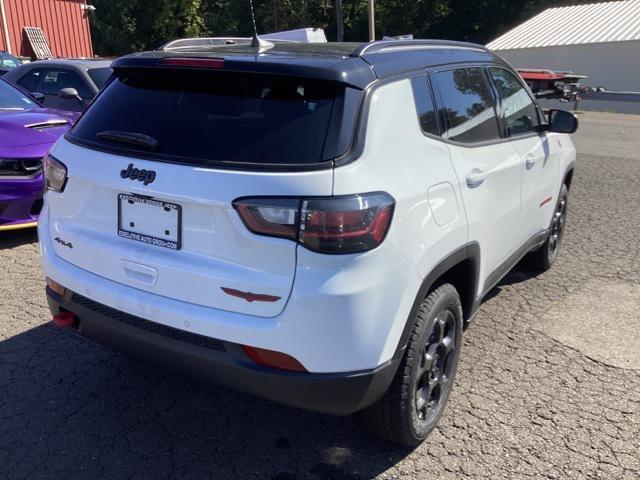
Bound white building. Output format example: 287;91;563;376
487;0;640;113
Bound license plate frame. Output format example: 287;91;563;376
117;193;182;250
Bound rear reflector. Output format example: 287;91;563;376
52;311;77;328
243;346;307;372
159;57;224;69
46;277;66;297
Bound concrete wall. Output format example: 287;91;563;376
494;41;640;113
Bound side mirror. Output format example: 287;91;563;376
58;87;83;103
547;109;578;134
31;91;45;103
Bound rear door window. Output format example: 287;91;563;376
431;67;501;144
69;68;352;167
488;67;540;137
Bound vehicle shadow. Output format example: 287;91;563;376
0;322;415;480
484;261;540;302
0;227;38;249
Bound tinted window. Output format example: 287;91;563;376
432;67;500;143
489;68;540;136
0;52;20;69
411;76;439;136
38;69;92;98
17;68;45;92
70;68;349;167
0;79;37;109
88;67;112;89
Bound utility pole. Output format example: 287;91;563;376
335;0;344;42
368;0;375;41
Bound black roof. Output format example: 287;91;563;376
112;40;507;89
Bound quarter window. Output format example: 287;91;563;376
410;76;439;136
17;68;46;92
489;68;540;136
431;67;501;144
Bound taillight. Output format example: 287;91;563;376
233;192;394;254
233;198;300;240
43;154;67;193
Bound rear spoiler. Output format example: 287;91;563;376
111;52;375;90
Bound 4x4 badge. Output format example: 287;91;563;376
120;164;156;185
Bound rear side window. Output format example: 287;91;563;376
410;76;439;136
69;68;351;167
489;67;540;137
431;67;500;144
38;69;92;98
17;68;45;92
88;67;112;89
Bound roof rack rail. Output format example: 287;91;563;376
350;39;488;57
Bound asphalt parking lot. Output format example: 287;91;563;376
1;111;639;480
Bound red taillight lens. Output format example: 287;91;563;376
233;198;300;240
300;193;394;253
159;57;225;69
243;346;307;372
233;193;394;254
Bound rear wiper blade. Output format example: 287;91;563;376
96;131;160;151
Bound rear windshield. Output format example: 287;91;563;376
69;68;350;167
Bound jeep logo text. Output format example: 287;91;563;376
120;164;156;185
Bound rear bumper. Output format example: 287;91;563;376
0;174;43;228
46;287;399;415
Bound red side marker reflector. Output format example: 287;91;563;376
159;57;224;69
243;346;307;372
52;311;77;328
539;196;553;208
220;287;281;303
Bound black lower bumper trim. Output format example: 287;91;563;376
46;288;398;415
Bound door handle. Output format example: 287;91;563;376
466;170;488;189
525;155;537;170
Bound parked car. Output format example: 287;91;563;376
0;79;77;231
39;40;577;445
0;51;22;76
3;59;112;112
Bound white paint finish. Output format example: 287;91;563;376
39;72;575;375
428;182;459;226
333;79;467;282
47;138;333;318
40;207;420;372
446;140;524;293
509;134;558;241
487;1;640;50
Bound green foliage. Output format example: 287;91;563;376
89;0;596;56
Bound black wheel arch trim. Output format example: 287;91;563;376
392;242;480;362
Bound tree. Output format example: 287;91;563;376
89;0;599;56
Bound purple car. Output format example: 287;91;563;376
0;78;78;231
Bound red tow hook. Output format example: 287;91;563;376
52;311;77;328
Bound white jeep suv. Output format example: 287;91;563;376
40;40;577;446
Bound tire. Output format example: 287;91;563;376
361;283;463;446
527;184;569;271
